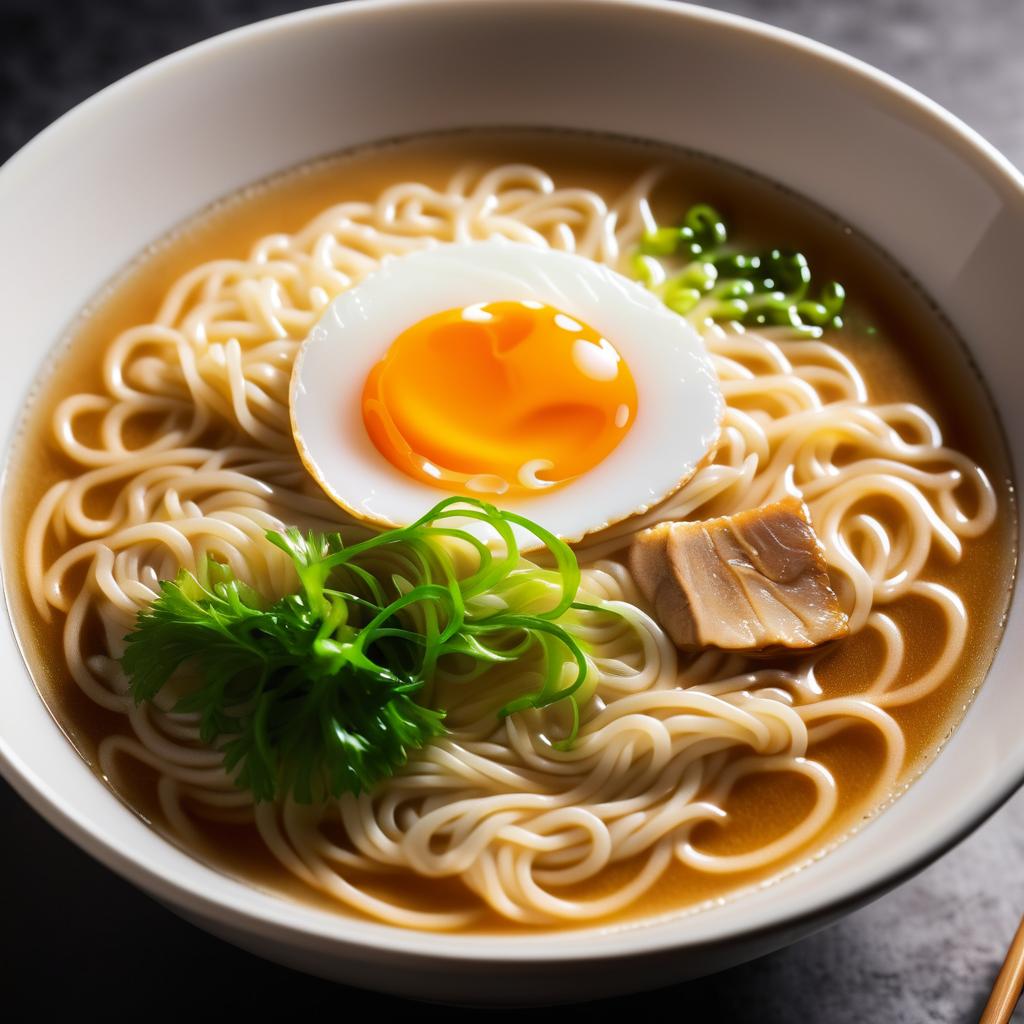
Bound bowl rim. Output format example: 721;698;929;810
1;0;1022;966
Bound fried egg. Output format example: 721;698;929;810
291;240;723;546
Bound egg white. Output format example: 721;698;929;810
290;240;724;548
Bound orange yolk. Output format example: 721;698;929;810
361;301;638;496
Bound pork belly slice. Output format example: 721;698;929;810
629;496;849;650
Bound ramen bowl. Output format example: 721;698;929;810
0;0;1021;1004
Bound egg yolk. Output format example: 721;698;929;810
361;301;638;497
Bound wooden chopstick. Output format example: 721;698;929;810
980;910;1024;1023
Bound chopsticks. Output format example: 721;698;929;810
980;910;1024;1023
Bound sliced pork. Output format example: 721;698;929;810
629;496;849;650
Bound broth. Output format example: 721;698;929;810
3;130;1017;930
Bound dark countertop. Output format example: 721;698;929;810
2;1;1021;1018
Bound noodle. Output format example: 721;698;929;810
19;156;1000;929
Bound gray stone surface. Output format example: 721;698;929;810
0;1;1021;1019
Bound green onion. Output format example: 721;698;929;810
634;203;845;337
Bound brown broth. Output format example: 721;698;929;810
2;130;1017;931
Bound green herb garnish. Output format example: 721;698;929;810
121;497;593;803
632;203;845;336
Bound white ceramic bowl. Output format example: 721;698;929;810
0;0;1021;1004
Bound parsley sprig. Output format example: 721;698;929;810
121;497;592;803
